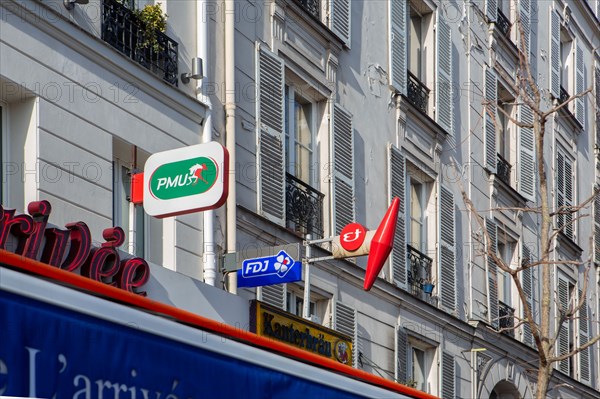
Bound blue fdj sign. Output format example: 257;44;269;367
237;250;302;288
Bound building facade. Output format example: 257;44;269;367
1;0;600;397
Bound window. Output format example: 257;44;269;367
496;85;515;186
408;180;425;251
560;30;574;100
285;285;329;325
557;273;575;377
556;148;575;240
407;338;435;393
285;86;315;185
497;239;516;335
406;1;434;114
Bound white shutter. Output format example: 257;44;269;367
550;10;561;99
256;44;286;224
389;145;407;288
521;245;534;346
594;185;600;263
329;0;351;46
395;325;408;383
519;0;530;54
486;0;497;21
258;284;287;310
578;289;591;384
441;351;455;399
575;44;585;126
518;104;535;201
389;0;407;94
334;301;357;367
556;151;574;240
557;274;570;374
435;11;454;134
484;67;497;172
486;218;499;328
331;104;355;235
564;157;574;240
439;185;456;312
595;67;600;149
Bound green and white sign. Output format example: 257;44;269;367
143;142;229;218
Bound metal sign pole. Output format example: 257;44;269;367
302;234;312;319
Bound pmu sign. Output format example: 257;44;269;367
143;142;229;218
237;250;302;288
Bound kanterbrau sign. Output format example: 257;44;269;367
250;301;353;366
143;142;229;218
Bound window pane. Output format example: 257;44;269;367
412;347;426;391
294;99;312;183
410;182;423;250
409;17;423;79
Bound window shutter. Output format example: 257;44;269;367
595;67;600;148
521;245;534;346
594;185;600;263
389;0;407;94
484;67;497;173
331;104;355;235
441;351;455;399
517;104;535;201
439;185;456;312
258;284;287;310
435;11;454;134
329;0;351;46
564;157;574;239
519;0;530;54
256;45;286;224
578;289;591;384
486;0;497;21
389;145;407;288
575;44;585;126
557;274;570;374
549;10;561;99
486;218;499;328
395;325;408;383
334;301;357;367
556;151;565;231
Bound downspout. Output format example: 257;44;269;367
224;0;237;293
199;0;216;286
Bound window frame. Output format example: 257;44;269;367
406;335;436;394
285;84;317;186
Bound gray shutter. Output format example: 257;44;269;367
575;44;585;126
395;325;408;383
519;0;530;54
557;274;570;374
389;145;407;288
564;157;574;240
594;185;600;263
256;45;286;224
335;301;357;367
556;151;565;232
518;104;535;201
595;67;600;149
435;11;454;134
331;104;355;235
485;67;498;172
550;10;561;99
439;185;456;312
486;218;499;328
329;0;351;46
258;284;287;310
521;245;534;346
486;0;497;21
578;289;590;384
441;351;455;399
389;0;407;94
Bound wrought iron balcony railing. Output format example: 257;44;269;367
559;86;570;105
285;173;324;239
496;8;512;38
407;244;433;297
496;153;512;186
294;0;320;19
498;301;515;336
407;71;430;115
102;0;179;86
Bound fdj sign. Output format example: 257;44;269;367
237;250;302;288
143;142;229;218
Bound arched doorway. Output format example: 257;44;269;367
489;380;521;399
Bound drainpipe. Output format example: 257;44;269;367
199;0;216;286
224;0;237;293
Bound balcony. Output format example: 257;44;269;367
294;0;320;20
498;301;515;337
496;153;512;186
102;0;179;86
285;173;324;239
496;8;512;38
407;71;430;115
407;245;433;297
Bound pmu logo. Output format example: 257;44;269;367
149;157;219;200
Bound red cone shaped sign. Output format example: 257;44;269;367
364;197;400;291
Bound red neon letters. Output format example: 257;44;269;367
0;200;150;295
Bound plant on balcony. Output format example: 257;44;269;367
421;278;435;295
134;4;167;53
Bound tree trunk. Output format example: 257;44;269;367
535;364;551;399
